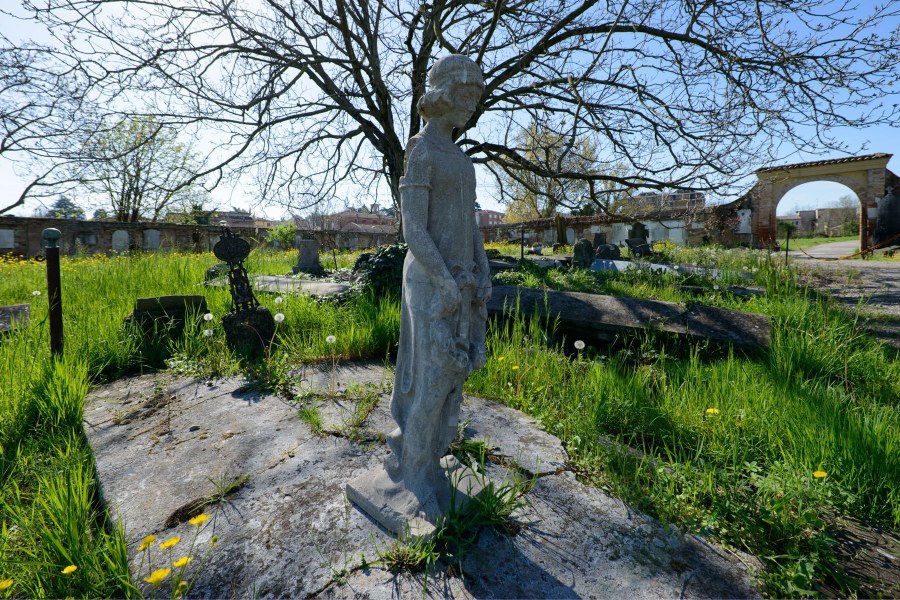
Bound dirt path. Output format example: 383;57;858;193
791;253;900;347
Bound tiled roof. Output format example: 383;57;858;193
756;153;892;173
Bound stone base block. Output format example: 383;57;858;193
346;456;486;539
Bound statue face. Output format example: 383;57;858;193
447;83;482;129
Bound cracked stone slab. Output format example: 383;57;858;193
85;363;760;598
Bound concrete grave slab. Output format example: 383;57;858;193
205;275;350;297
85;363;760;598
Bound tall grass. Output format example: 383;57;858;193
1;246;896;597
467;257;898;595
0;250;399;597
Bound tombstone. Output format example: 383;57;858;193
572;238;594;268
628;222;649;241
142;229;161;250
625;237;655;258
214;226;275;355
111;230;129;252
292;238;323;275
0;304;29;333
0;229;15;250
594;243;621;260
345;55;491;538
123;296;208;337
874;186;900;246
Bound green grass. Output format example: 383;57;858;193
1;245;897;598
0;249;399;597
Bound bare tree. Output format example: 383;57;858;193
0;31;95;214
8;0;900;217
78;116;206;222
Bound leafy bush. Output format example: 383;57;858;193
353;243;407;297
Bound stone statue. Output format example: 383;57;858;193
346;55;491;536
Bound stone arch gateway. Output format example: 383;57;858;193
749;153;895;251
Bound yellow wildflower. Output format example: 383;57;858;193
813;470;828;479
61;565;77;575
138;534;157;551
497;356;506;362
511;365;519;370
0;579;13;591
144;568;171;586
705;408;720;415
159;536;180;550
188;513;210;526
173;556;193;568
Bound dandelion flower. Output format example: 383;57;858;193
203;313;213;321
138;534;157;551
325;335;336;344
0;579;13;591
574;340;585;350
203;329;213;337
32;290;41;296
275;297;284;304
274;313;285;323
498;356;506;362
61;565;77;575
188;513;209;526
813;470;828;479
511;365;519;371
145;568;171;586
173;556;193;568
713;285;720;291
159;536;180;550
705;408;720;415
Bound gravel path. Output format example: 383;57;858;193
789;248;900;347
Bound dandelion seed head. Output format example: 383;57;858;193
32;290;41;296
203;313;213;321
274;313;285;323
574;340;585;350
275;297;284;304
203;329;213;337
325;335;336;344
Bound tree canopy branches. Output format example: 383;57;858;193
2;0;898;215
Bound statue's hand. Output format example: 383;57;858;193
475;277;492;304
437;277;461;315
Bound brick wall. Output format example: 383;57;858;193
0;216;270;258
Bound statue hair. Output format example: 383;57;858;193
416;55;484;121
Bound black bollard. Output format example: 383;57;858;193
42;228;64;356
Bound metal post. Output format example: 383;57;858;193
42;228;64;356
784;229;791;265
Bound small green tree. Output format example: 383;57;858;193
42;195;85;220
266;221;298;249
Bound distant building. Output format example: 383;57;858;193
632;191;705;213
294;208;398;249
476;209;505;227
776;206;857;236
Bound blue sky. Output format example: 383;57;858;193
1;2;898;219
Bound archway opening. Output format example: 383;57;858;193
775;181;860;242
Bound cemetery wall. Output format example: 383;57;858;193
0;216;271;257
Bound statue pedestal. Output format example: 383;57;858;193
346;455;486;539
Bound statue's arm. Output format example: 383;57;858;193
472;214;491;301
400;146;459;311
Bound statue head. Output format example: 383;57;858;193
417;55;484;127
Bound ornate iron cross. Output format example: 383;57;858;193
213;225;259;313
